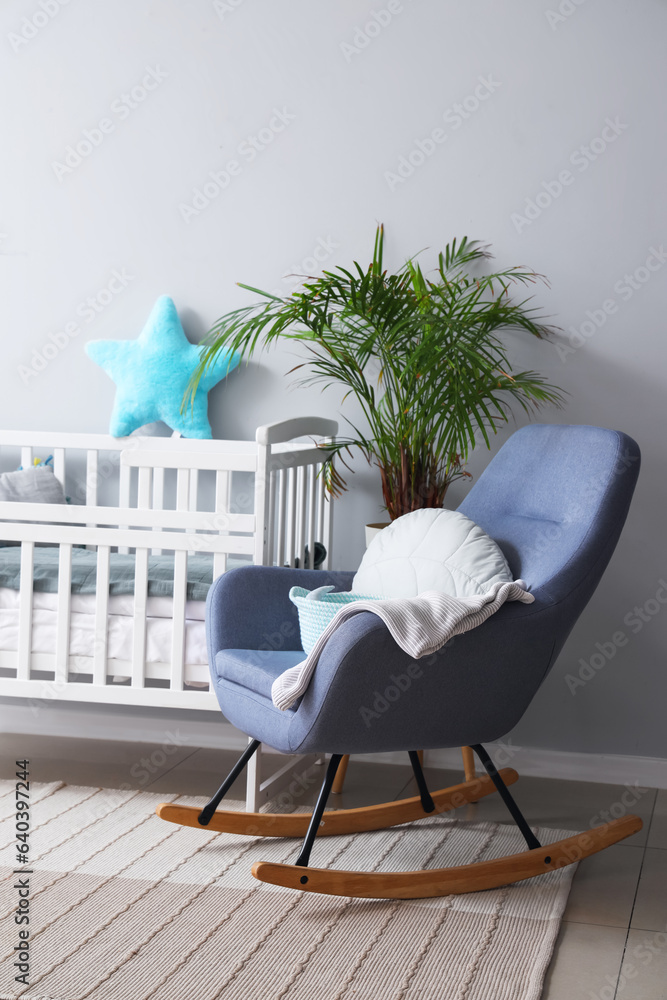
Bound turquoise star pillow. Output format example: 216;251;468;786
85;296;240;438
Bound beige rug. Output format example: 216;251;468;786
0;780;577;1000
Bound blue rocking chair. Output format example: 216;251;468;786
158;424;642;899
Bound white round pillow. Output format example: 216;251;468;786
352;508;513;598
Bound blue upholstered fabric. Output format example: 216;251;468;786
208;425;640;755
206;566;355;663
214;648;305;699
458;424;638;602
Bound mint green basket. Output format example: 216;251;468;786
289;585;381;654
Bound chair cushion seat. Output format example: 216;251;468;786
215;648;306;700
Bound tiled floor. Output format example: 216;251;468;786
2;734;665;1000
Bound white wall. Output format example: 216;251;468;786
1;0;666;760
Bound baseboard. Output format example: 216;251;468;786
0;699;251;753
358;744;667;790
3;698;667;789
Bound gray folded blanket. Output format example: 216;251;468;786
271;581;534;710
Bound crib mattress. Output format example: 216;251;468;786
0;586;207;621
0;546;249;600
0;547;249;686
0;604;208;680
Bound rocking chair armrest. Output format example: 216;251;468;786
287;595;558;754
206;564;356;656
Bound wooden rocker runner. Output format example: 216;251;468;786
157;425;643;898
157;746;486;839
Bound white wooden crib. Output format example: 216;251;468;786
0;417;336;808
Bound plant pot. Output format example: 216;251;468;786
365;522;391;547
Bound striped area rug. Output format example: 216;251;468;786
0;781;576;999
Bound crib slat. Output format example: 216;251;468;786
131;547;149;687
288;467;297;568
323;478;334;571
93;545;111;686
266;469;276;567
53;448;66;488
93;545;110;687
245;739;261;813
137;467;152;509
20;447;32;471
85;450;98;507
298;465;307;568
55;544;72;686
170;550;187;691
176;469;190;511
118;462;131;555
317;463;326;563
213;471;230;577
188;469;199;512
152;467;165;555
276;469;287;567
85;450;99;549
119;463;131;508
307;465;316;569
215;470;230;512
152;467;165;511
171;468;192;688
17;542;34;681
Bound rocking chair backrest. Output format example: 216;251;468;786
458;424;640;606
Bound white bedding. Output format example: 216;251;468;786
0;587;207;620
0;607;207;665
0;586;209;683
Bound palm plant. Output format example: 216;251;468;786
188;226;565;520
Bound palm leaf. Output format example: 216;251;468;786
186;226;565;516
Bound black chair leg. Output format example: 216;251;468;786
295;753;344;868
198;739;261;826
408;751;435;814
471;743;541;850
